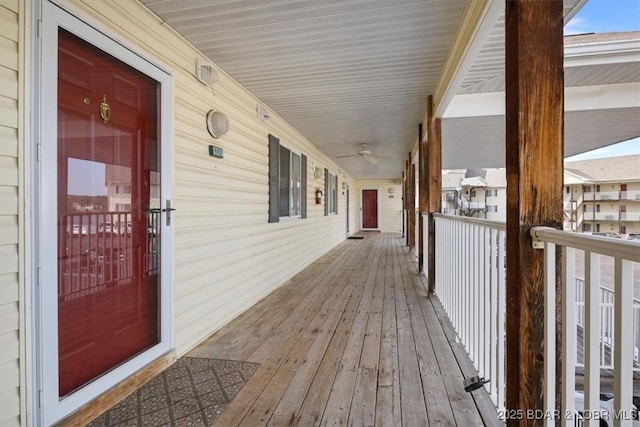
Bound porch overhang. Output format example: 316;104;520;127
139;0;640;181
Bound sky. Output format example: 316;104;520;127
563;0;640;161
565;0;640;35
565;137;640;161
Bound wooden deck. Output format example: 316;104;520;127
189;232;499;426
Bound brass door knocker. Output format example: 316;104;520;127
99;95;111;123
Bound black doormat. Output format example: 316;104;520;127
347;236;365;240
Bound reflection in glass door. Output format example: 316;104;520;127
57;29;160;397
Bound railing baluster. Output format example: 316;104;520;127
490;227;498;404
584;251;600;427
544;241;556;427
497;228;506;413
614;258;633;427
472;223;479;362
562;247;576;427
483;226;490;380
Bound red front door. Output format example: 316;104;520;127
57;29;160;396
362;189;378;229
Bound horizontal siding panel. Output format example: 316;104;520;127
0;387;20;425
0;0;19;14
0;330;18;365
0;186;18;215
0;302;18;335
0;126;17;157
0;3;20;427
0;37;17;70
0;67;17;99
0;96;18;128
174;224;343;351
174;150;267;186
0;245;17;275
0;155;18;187
0;6;18;41
0;359;19;394
0;215;17;245
0;273;18;305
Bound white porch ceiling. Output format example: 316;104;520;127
142;0;639;178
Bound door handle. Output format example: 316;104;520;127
162;200;176;226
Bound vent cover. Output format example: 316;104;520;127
196;59;219;86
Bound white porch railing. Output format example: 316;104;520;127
575;280;640;369
593;211;620;221
433;213;506;411
595;191;621;201
432;214;640;421
531;227;640;427
621;190;640;201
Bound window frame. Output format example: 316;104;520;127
268;134;307;223
325;169;338;216
278;142;302;219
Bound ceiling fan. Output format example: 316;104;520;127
335;144;386;165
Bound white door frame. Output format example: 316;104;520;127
33;2;174;424
360;187;381;231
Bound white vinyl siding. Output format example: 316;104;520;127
55;0;354;358
0;1;22;426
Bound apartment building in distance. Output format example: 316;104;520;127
564;154;640;236
441;168;507;222
440;155;640;236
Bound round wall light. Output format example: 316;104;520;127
206;110;229;138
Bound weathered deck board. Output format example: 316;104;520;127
188;233;497;426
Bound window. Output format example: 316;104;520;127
268;135;307;222
486;205;498;213
115;203;131;212
584;185;592;193
325;169;338;215
565;186;570;194
116;184;131;194
620;224;627;234
278;145;301;217
486;189;498;197
470;190;476;198
583;223;592;232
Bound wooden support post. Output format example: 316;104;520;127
418;123;426;273
402;170;406;239
426;95;441;295
505;0;564;423
405;160;410;247
408;155;416;249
